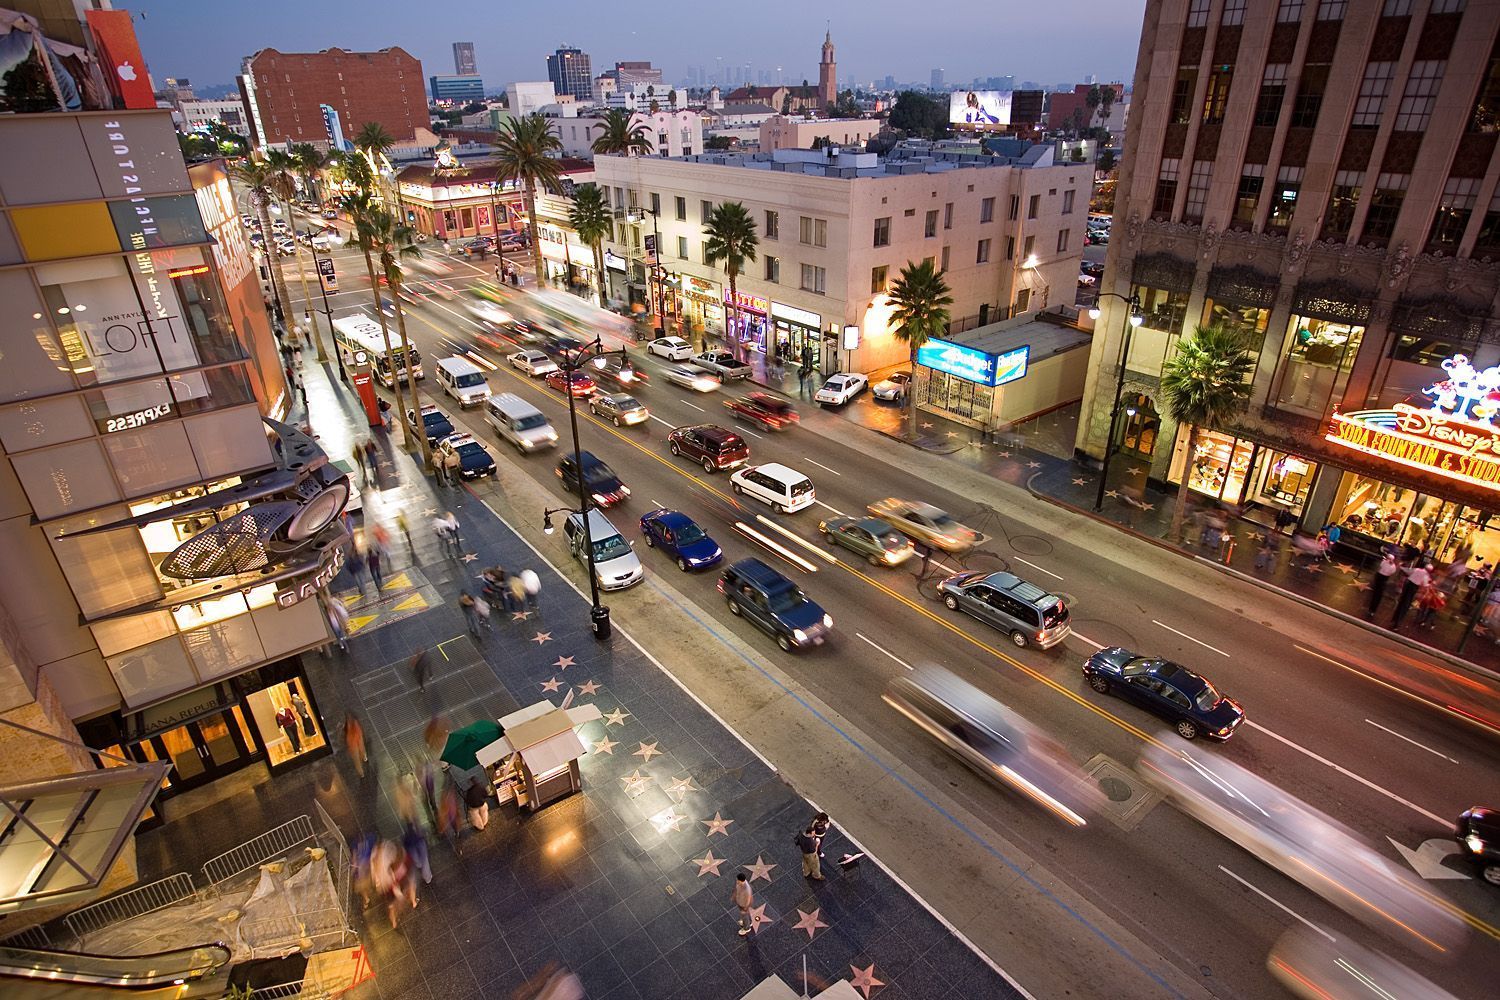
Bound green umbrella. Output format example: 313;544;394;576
440;719;504;770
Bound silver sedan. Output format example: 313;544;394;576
589;392;650;426
661;365;720;393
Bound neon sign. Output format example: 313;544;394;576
917;338;1029;388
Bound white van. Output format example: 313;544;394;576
486;392;558;453
730;463;816;513
435;356;490;407
563;509;644;591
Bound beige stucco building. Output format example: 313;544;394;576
593;146;1088;376
1081;0;1500;563
758;115;883;153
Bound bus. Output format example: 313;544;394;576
331;313;423;388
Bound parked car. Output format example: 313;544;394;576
668;424;748;473
509;349;558;377
1077;273;1098;288
321;208;339;219
815;373;868;406
1455;807;1500;885
545;369;595;397
590;392;649;426
594;354;649;391
691;350;753;380
556;450;630;507
718;557;832;652
1082;647;1244;740
938;570;1071;648
867;497;982;552
725;392;800;431
648;336;695;361
818;516;914;566
462;237;495;257
436;432;497;479
730;463;815;513
408;403;455;446
562;508;644;590
662;365;720;392
872;372;912;402
640;508;723;572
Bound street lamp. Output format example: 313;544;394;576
309;231;348;384
628;208;668;339
1090;292;1144;512
547;334;614;641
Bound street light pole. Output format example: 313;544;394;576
1091;292;1142;512
548;336;612;641
646;207;666;338
310;240;346;385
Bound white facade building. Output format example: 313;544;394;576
551;110;702;160
505;81;558;117
176;99;252;137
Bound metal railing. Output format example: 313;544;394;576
202;815;317;891
63;873;198;946
0;940;230;987
312;800;353;945
0;925;51;950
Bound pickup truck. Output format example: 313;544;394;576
691;350;753;380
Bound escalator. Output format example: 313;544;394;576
0;940;232;997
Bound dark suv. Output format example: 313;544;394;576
556;450;630;507
718;557;832;652
1456;807;1500;884
725;392;799;431
668;424;749;473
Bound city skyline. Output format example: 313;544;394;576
129;0;1144;92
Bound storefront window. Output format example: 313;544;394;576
1272;315;1365;417
921;370;994;423
245;677;325;768
1175;428;1254;500
1254;451;1316;510
1132;284;1190;335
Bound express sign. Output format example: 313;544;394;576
916;338;1029;388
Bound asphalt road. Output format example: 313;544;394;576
273;213;1500;998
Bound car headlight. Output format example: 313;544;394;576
592;493;609;504
885;550;901;562
822;614;833;628
621;486;631;495
1215;726;1231;737
793;629;808;643
1466;833;1485;854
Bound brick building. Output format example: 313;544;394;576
239;47;427;148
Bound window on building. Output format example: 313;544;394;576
923;255;936;270
701;200;714;223
1277;0;1305;21
765;255;780;282
1232;168;1264;229
1203;65;1233;125
1290;64;1328;128
799;216;827;247
1268;166;1302;229
1027;195;1040;219
944;202;954;228
980;197;995;223
1222;0;1247;24
1057;229;1070;253
1431;0;1465;12
650;192;661;215
1394;61;1445;131
1468;43;1500;132
677;235;689;259
800;263;826;294
1062;189;1076;215
1255;65;1288;127
977;238;992;263
1022;234;1035;258
1202;297;1270;345
1153;158;1181;218
1473;188;1500;258
674;196;686;221
941;245;951;270
873;216;891;246
1133;284;1192;335
701;241;711;263
1015;288;1032;314
1187;0;1210;28
1006;236;1015;260
1321;171;1363;240
1351;62;1394;128
1171;67;1198;124
1272;313;1364;417
1317;0;1346;19
764;210;779;239
925;209;939;237
1008;195;1019;220
1383;0;1413;14
1184;160;1213;222
871;265;888;294
1361;174;1409;244
1428;177;1480;253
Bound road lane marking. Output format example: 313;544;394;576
648;414;678;430
650;499;666;509
806;459;842;475
736;426;765;439
1217;867;1334;942
753;515;839;565
1070;632;1105;650
813;499;848;517
1364;719;1460;764
1293;643;1500;739
1013;557;1062;580
732;521;818;573
681;400;705;412
1245;720;1448;826
856;633;915;671
1151;619;1228;657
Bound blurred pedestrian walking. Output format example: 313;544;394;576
459;591;481;637
732;873;754;935
401;821;432;886
366;546;384;591
410;649;432;691
464;776;490;830
522;568;541;611
343;712;367;778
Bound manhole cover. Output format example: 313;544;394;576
1082;754;1160;831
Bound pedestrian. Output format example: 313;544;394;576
443;448;462;487
343;712;367;778
1415;582;1446;628
291;689;315;739
508;574;527;616
796;822;825;880
464;776;490;831
352;444;368;482
732;873;754;936
326;596;350;651
285;361;296;387
352;834;376;907
372;839;415;929
346;548;368;593
364;439;379;482
473;592;493;632
459;591;481;637
811;811;831;842
298;380;309;412
402;821;432;886
292;340;304;367
377;397;392;430
395;510;412;551
432;447;449;486
440;511;461;551
410;649;431;691
366;545;384;591
437;780;465;853
280;337;295;367
1368;550;1399;617
432;512;457;551
424;713;450;755
1254;535;1277;573
276;704;302;753
1392;560;1431;627
521;568;541;611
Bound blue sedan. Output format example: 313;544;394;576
640;508;722;572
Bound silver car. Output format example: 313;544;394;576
662;365;720;392
509;350;558;377
563;509;644;591
589;392;649;426
938;571;1070;648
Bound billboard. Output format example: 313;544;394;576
950;91;1012;128
917;338;1029;388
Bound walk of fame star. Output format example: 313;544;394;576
592;736;618;755
530;631;553;644
602;708;631;726
511;610;532;621
633;741;662;761
790;907;828;939
1071;477;1087;486
577;680;600;695
650;808;685;833
996;450;1012;458
1027;461;1042;468
665;775;698;798
702;811;733;836
621;769;652;794
1105;489;1122;499
421;508;438;517
461;552;478;563
690;851;725;876
540;677;561;693
746;903;771;932
848;963;885;998
743;855;776;882
553;655;575;669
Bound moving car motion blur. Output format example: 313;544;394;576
1267;928;1460;1000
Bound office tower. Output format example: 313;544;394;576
547;45;593;102
453;41;477;76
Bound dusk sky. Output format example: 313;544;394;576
129;0;1146;92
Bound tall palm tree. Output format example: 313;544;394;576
264;149;329;362
1159;324;1256;541
567;183;612;308
353;122;402;217
493;114;563;284
289;142;329;205
230;156;294;340
341;191;422;460
590;109;651;157
703;202;758;349
887;259;953;439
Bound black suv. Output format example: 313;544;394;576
668;424;749;473
718;557;832;652
1456;807;1500;884
556;450;630;507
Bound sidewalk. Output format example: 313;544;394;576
134;357;1027;1000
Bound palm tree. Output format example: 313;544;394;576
493;114;563;284
289;142;329;205
702;202;758;350
568;183;612;308
230;156;294;340
349;194;429;466
1159;324;1256;541
590;108;651;157
264;149;329;362
341;191;414;453
887;260;953;439
353;121;402;216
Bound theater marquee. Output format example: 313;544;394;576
1326;404;1500;493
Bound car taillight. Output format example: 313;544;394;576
716;580;726;594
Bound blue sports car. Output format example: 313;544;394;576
640;508;723;572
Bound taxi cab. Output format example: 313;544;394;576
437;432;497;479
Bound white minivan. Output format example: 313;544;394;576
730;463;816;513
486;392;558;453
563;509;644;591
435;356;491;407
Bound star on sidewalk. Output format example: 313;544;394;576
577;680;600;695
945;430;959;438
530;631;553;644
1125;466;1144;476
690;850;726;877
790;907;828;939
702;811;734;836
1105;489;1122;499
996;450;1012;458
746;903;771;933
461;552;478;563
591;736;619;755
553;655;575;670
744;855;777;882
511;610;532;621
1027;461;1042;468
1071;477;1088;486
1139;502;1156;511
621;769;653;795
650;807;686;833
1334;561;1356;575
665;775;699;799
1348;579;1371;591
602;707;631;726
422;507;438;517
920;421;933;429
633;741;662;762
848;963;885;998
540;677;561;693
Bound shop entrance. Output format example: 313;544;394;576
137;707;259;796
1116;393;1159;460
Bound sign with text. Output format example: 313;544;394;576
274;541;348;608
1327;404;1500;493
917;339;1029;388
724;289;769;314
85;10;156;110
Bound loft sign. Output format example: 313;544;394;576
274;542;347;608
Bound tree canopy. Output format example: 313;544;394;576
888;91;948;140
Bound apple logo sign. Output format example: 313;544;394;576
117;61;137;82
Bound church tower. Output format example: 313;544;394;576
818;29;836;109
